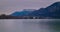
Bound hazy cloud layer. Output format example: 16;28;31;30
0;0;59;15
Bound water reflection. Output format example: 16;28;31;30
0;19;60;32
48;20;60;32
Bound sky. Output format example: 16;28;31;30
0;0;60;15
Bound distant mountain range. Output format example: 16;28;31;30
11;2;60;19
29;2;60;18
11;9;36;16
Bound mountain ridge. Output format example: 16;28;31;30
10;1;60;19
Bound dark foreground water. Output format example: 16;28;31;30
0;19;60;32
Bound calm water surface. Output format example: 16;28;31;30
0;19;60;32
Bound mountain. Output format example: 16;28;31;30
11;2;60;19
29;2;60;18
44;2;60;18
11;9;36;16
28;8;45;16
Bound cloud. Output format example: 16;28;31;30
0;0;59;15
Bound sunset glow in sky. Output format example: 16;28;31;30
0;0;60;15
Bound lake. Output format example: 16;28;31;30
0;19;60;32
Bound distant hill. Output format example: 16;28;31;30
29;2;60;18
11;9;36;16
43;2;60;18
10;2;60;19
28;8;45;16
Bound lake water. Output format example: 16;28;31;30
0;19;60;32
